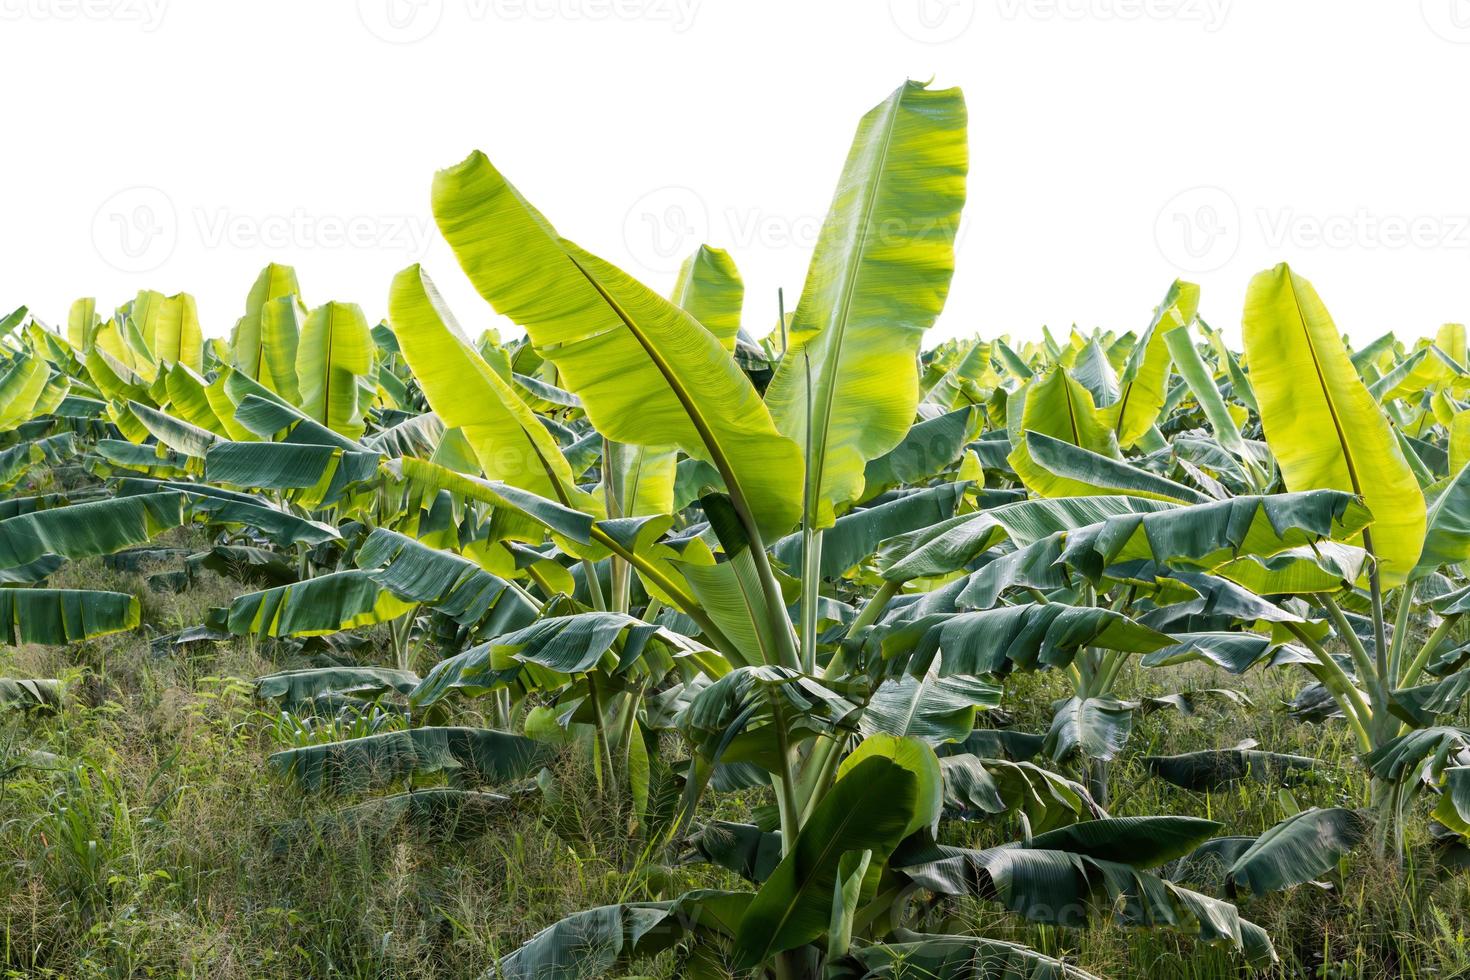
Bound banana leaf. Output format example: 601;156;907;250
0;589;139;644
267;726;554;794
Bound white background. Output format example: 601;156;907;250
2;0;1468;346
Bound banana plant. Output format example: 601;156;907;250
372;83;1274;977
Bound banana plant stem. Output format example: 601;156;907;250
1401;613;1462;689
1387;581;1414;684
768;693;803;848
799;526;823;674
1283;621;1373;752
588;526;744;665
1317;592;1382;705
822;579;902;681
581;558;607;611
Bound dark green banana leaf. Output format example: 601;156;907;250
0;589;139;644
255;667;420;707
0;491;185;569
773;482;968;580
227;570;415;638
1043;697;1137;763
1226;808;1366;895
268;726;554;794
495;889;751;980
356;528;538;632
884;605;1173;678
1025;815;1222;868
828;935;1102;980
860;672;1001;745
897;842;1275;964
860;406;979;502
272;789;513;848
0;677;61;711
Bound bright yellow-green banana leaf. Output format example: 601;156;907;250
92;319;140;375
1438;322;1467;369
67;298;98;350
593;250;740;519
132;289;204;372
1451;411;1470;476
601;250;747;518
389;265;582;505
1007;368;1118;496
1242;263;1425;587
295;302;373;440
231;263;303;386
764;80;968;527
431;150;802;539
1105;280;1199;447
261;296;303;403
670;245;743;351
0;356;50;431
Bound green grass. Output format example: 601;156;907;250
5;548;1470;978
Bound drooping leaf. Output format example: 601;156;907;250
1142;747;1320;791
389;265;582;503
1226;807;1366;895
267;726;554;794
432;149;803;539
227;571;416;638
496;889;750;980
0;589;139;645
860;672;1002;745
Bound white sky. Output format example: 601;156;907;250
2;0;1469;348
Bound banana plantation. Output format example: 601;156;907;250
6;80;1470;978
